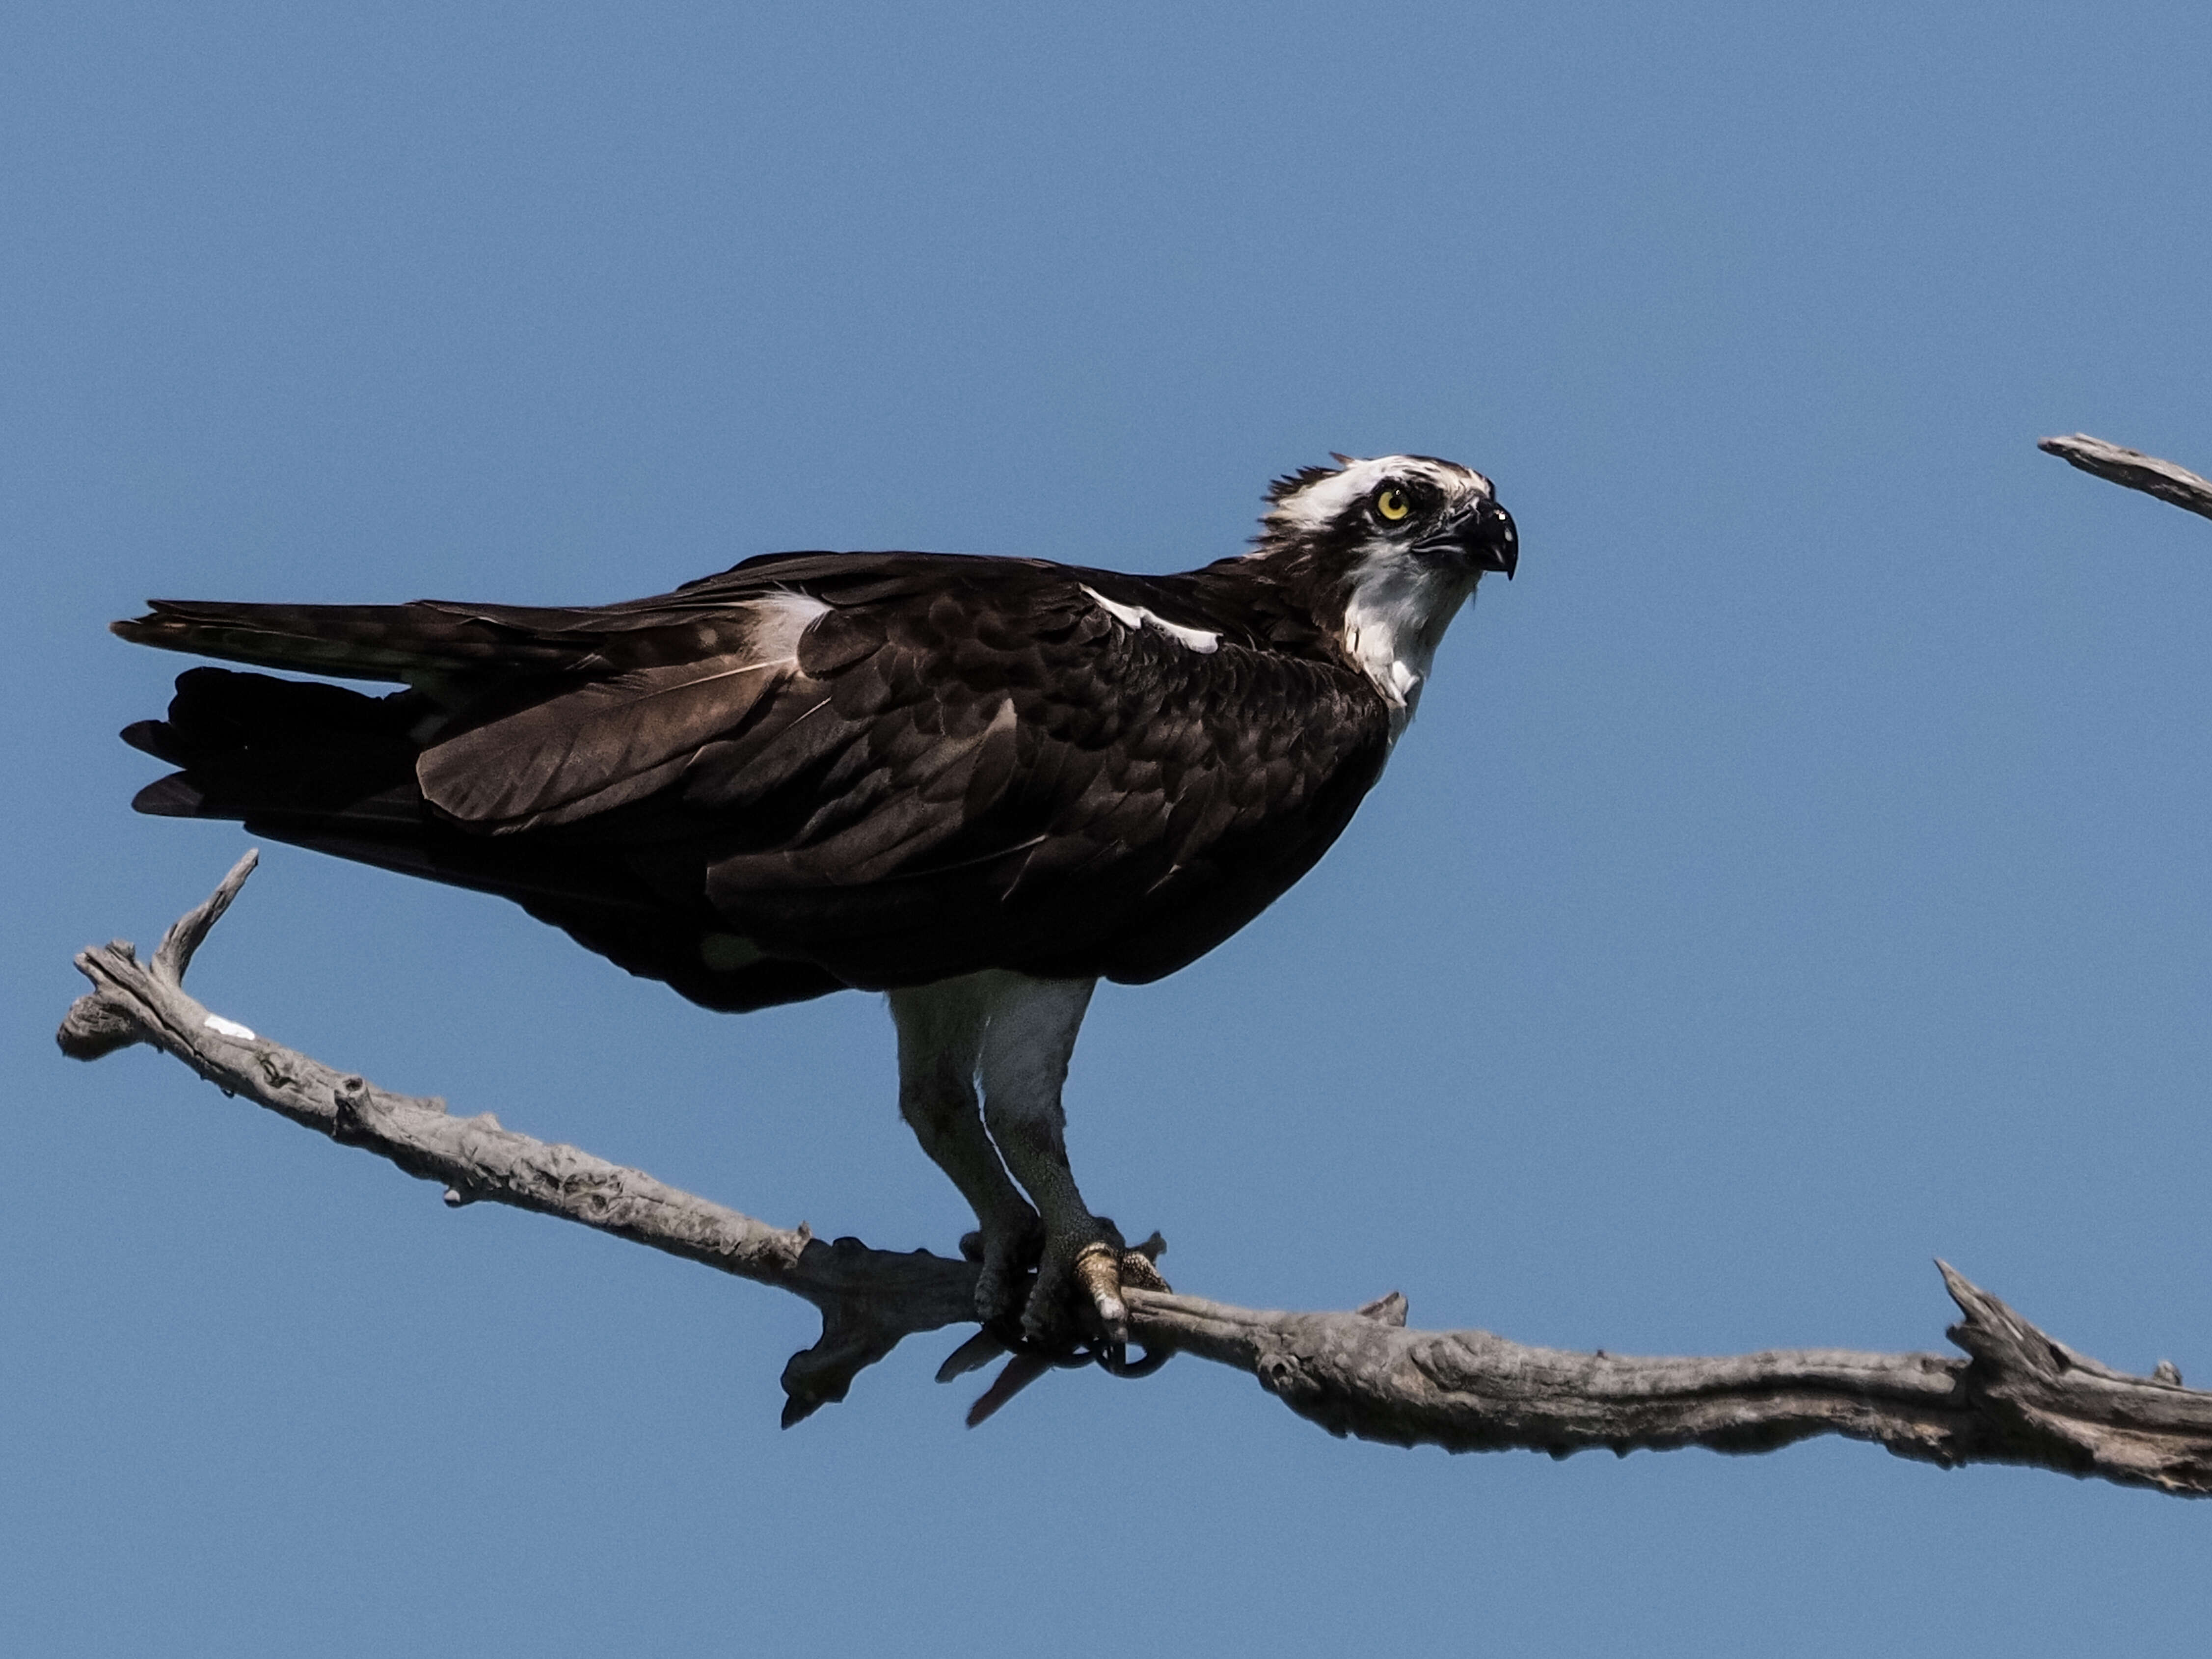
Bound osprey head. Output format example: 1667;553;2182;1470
1260;453;1517;581
1254;454;1516;729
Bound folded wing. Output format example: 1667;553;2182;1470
117;551;1391;1004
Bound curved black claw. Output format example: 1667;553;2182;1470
1093;1342;1173;1379
935;1327;1008;1384
949;1231;1176;1422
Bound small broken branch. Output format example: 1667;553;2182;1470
59;858;2212;1493
2039;433;2212;522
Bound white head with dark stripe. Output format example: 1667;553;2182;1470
1255;454;1517;733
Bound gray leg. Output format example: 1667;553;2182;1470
971;972;1126;1344
888;980;1041;1321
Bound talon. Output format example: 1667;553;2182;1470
936;1328;1008;1384
1073;1240;1128;1345
968;1210;1043;1323
1118;1240;1170;1293
976;1261;1019;1323
1019;1289;1064;1346
1020;1235;1111;1343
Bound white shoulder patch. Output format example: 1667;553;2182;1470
1080;586;1219;654
749;591;830;661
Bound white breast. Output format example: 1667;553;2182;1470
1340;554;1475;739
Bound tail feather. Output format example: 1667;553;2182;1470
130;668;427;823
130;771;208;818
123;665;846;1014
111;600;603;683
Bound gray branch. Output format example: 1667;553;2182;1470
2040;433;2212;522
58;857;2212;1493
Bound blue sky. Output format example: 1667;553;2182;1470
7;2;2212;1652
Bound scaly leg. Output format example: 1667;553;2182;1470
889;980;1041;1322
972;972;1127;1345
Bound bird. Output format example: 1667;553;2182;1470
113;453;1518;1348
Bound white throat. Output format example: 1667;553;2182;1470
1340;553;1475;739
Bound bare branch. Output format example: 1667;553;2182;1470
2040;433;2212;522
58;861;2212;1492
153;846;258;981
1122;1271;2212;1495
58;854;975;1424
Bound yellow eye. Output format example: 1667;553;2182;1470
1375;487;1410;522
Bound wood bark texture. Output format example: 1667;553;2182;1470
54;855;2212;1494
2040;433;2212;521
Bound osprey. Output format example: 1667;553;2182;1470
114;454;1517;1346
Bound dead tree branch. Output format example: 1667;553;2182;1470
56;852;974;1425
58;857;2212;1493
2040;433;2212;522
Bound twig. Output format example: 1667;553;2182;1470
2039;433;2212;522
58;859;2212;1492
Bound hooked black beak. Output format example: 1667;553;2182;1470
1473;499;1517;579
1431;499;1516;579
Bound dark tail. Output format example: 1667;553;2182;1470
122;665;839;1014
125;667;424;822
111;597;621;682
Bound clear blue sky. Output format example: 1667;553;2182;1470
7;2;2212;1652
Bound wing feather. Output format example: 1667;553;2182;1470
418;657;785;829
